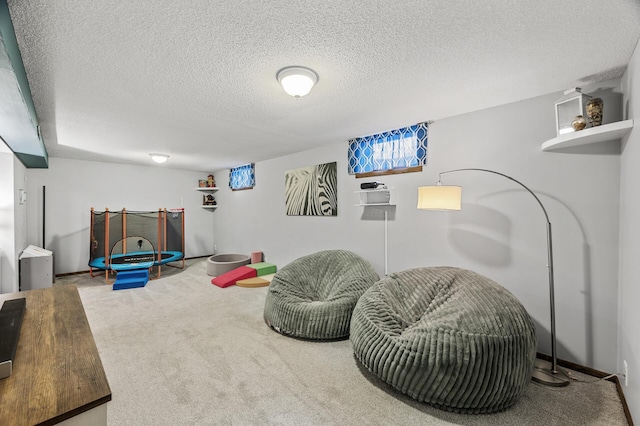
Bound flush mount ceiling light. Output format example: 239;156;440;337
149;153;169;164
276;66;318;98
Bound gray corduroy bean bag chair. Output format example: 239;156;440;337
350;266;536;414
264;250;380;340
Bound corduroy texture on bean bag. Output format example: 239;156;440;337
350;266;536;414
264;250;380;340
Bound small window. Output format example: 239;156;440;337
347;122;428;177
229;163;255;191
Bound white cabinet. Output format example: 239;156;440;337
19;245;54;290
196;187;219;209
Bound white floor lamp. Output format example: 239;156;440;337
417;168;570;387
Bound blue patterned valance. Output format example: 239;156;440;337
347;122;428;174
229;163;255;190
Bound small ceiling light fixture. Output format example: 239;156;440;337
276;66;318;98
149;153;169;164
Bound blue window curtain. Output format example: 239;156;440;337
229;163;255;190
347;122;428;174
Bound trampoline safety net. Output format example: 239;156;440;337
89;208;185;269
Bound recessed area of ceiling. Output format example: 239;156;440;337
5;0;640;172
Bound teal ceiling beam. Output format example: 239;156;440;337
0;0;48;168
14;151;48;168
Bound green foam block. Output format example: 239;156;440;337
247;262;277;276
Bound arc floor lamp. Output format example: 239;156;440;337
417;168;570;387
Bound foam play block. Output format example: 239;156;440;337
211;265;257;288
236;274;275;287
251;251;263;263
246;262;276;276
237;273;276;288
259;273;275;283
113;269;149;290
236;277;270;288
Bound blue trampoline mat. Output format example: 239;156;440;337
89;251;184;271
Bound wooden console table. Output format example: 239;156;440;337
0;285;111;425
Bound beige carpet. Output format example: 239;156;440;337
62;259;628;425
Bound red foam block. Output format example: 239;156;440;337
211;265;257;288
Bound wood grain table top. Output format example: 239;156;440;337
0;285;111;426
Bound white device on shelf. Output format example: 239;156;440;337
360;181;386;190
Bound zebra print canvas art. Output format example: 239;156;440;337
285;162;337;216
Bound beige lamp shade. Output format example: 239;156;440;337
417;185;462;210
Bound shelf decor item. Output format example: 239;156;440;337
554;88;589;136
571;115;586;131
586;97;604;127
203;194;216;205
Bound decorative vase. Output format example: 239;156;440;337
586;98;603;127
571;115;586;131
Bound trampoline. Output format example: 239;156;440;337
89;208;185;282
89;251;184;271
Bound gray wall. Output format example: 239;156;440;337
619;39;640;421
16;79;631;386
0;146;27;293
213;85;623;373
0;146;16;293
25;158;215;274
0;144;27;294
13;153;27;291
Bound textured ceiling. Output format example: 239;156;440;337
6;0;640;172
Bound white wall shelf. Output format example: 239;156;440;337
354;188;394;206
196;187;218;209
541;119;634;151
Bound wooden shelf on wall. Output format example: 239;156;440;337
541;119;634;151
